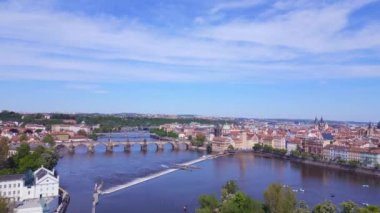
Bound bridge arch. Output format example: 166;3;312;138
164;142;179;151
72;143;89;153
178;142;190;150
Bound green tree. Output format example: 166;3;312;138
347;160;360;168
0;196;8;213
0;137;9;166
263;145;273;153
15;143;30;161
313;201;337;213
264;183;297;213
43;134;55;146
296;200;311;213
253;143;263;152
341;201;359;213
358;205;380;213
19;133;28;142
222;180;239;201
77;130;88;137
192;133;206;147
197;195;219;213
220;191;264;213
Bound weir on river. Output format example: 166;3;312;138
100;155;215;195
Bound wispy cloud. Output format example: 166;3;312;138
0;0;379;84
210;0;263;14
65;83;108;94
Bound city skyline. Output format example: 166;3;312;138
0;0;380;121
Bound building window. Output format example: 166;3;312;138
28;191;30;195
17;183;20;187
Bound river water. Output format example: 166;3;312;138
55;132;380;213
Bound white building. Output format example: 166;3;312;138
0;166;59;203
286;141;298;154
51;124;91;134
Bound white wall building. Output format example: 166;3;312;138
0;166;59;203
51;124;91;133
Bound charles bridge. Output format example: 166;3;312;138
55;139;192;153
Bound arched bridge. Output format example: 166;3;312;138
55;140;192;153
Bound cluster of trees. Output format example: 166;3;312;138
197;180;380;213
0;140;59;175
78;115;228;132
290;149;322;161
253;144;287;156
336;160;361;168
150;128;178;138
0;110;22;121
191;133;206;147
0;197;8;212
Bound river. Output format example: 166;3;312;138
55;132;380;213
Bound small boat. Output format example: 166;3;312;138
362;185;369;188
299;188;305;192
362;203;369;207
330;193;335;198
292;189;298;192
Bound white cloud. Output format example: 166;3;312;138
199;0;380;53
210;0;263;14
0;0;379;83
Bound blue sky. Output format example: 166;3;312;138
0;0;379;121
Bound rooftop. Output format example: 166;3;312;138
0;174;24;182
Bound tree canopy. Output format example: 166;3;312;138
196;181;379;213
0;196;8;213
264;183;297;213
312;201;337;213
0;137;9;167
42;134;55;146
0;143;58;175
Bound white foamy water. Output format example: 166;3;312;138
101;155;213;195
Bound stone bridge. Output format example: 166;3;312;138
55;140;192;153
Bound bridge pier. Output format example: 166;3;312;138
106;144;113;153
88;145;95;153
172;143;179;151
68;145;75;154
157;143;164;151
141;143;148;152
124;144;131;152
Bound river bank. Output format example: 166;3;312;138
250;151;380;177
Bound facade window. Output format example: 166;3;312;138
0;185;2;188
17;183;20;187
4;184;6;188
28;191;30;195
8;184;11;188
13;191;15;195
